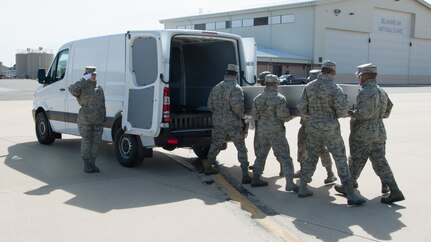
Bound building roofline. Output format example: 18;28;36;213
160;0;431;24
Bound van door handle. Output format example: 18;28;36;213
59;88;65;91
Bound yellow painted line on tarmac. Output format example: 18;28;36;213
213;173;300;242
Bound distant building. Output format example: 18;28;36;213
15;47;53;79
160;0;431;84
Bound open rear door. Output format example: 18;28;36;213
123;32;164;137
241;37;257;85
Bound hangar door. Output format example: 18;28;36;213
409;38;431;84
369;8;411;84
325;29;369;83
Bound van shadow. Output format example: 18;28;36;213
5;140;221;213
223;165;406;241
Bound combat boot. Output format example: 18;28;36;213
381;189;405;204
251;175;268;187
202;159;219;175
298;179;313;198
324;167;337;184
83;159;95;173
89;158;100;173
285;178;299;193
345;184;366;206
334;184;346;196
381;183;390;194
242;172;252;184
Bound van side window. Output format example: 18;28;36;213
132;37;158;86
46;49;69;84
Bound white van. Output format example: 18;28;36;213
33;30;257;167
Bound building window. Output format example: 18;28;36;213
206;22;216;30
226;21;231;29
270;15;281;25
216;21;226;29
281;14;295;23
232;19;242;28
243;18;253;27
254;17;268;26
194;23;206;30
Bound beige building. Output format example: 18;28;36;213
161;0;431;84
16;47;53;79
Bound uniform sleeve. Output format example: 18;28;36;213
382;91;393;119
349;90;375;120
230;86;245;119
333;86;349;118
207;89;214;112
276;96;292;122
297;88;309;117
68;80;82;98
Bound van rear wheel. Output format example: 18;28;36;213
114;129;143;167
35;112;56;145
192;145;211;159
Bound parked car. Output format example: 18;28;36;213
278;74;306;85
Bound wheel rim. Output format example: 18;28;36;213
38;120;46;136
119;135;132;159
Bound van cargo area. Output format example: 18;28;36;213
168;35;238;133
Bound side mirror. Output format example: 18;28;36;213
37;69;46;84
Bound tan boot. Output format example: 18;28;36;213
202;159;219;175
298;179;313;198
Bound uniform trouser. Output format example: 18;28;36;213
349;138;397;187
253;130;294;177
78;123;103;160
297;125;332;167
300;133;352;187
207;125;249;172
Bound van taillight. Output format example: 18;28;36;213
163;87;170;123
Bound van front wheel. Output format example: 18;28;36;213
114;129;143;167
35;112;56;145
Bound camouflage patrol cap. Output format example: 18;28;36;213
355;63;377;75
226;64;239;73
85;66;97;75
257;71;271;82
322;60;336;71
265;74;278;83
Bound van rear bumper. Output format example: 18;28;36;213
154;128;213;148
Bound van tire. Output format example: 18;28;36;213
114;128;143;167
192;145;211;159
35;112;56;145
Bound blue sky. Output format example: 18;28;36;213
1;0;430;67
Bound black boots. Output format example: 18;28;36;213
83;159;100;173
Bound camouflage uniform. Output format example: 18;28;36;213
297;60;364;205
207;65;249;176
296;69;336;183
346;63;403;203
68;66;106;173
252;75;295;184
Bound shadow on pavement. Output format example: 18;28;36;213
5;139;222;213
220;164;406;241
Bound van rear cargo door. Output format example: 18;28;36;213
241;38;257;85
123;32;163;137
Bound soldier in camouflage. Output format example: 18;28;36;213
334;63;405;204
206;64;252;184
68;66;106;173
297;60;365;205
248;71;284;177
251;74;298;192
294;69;337;184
